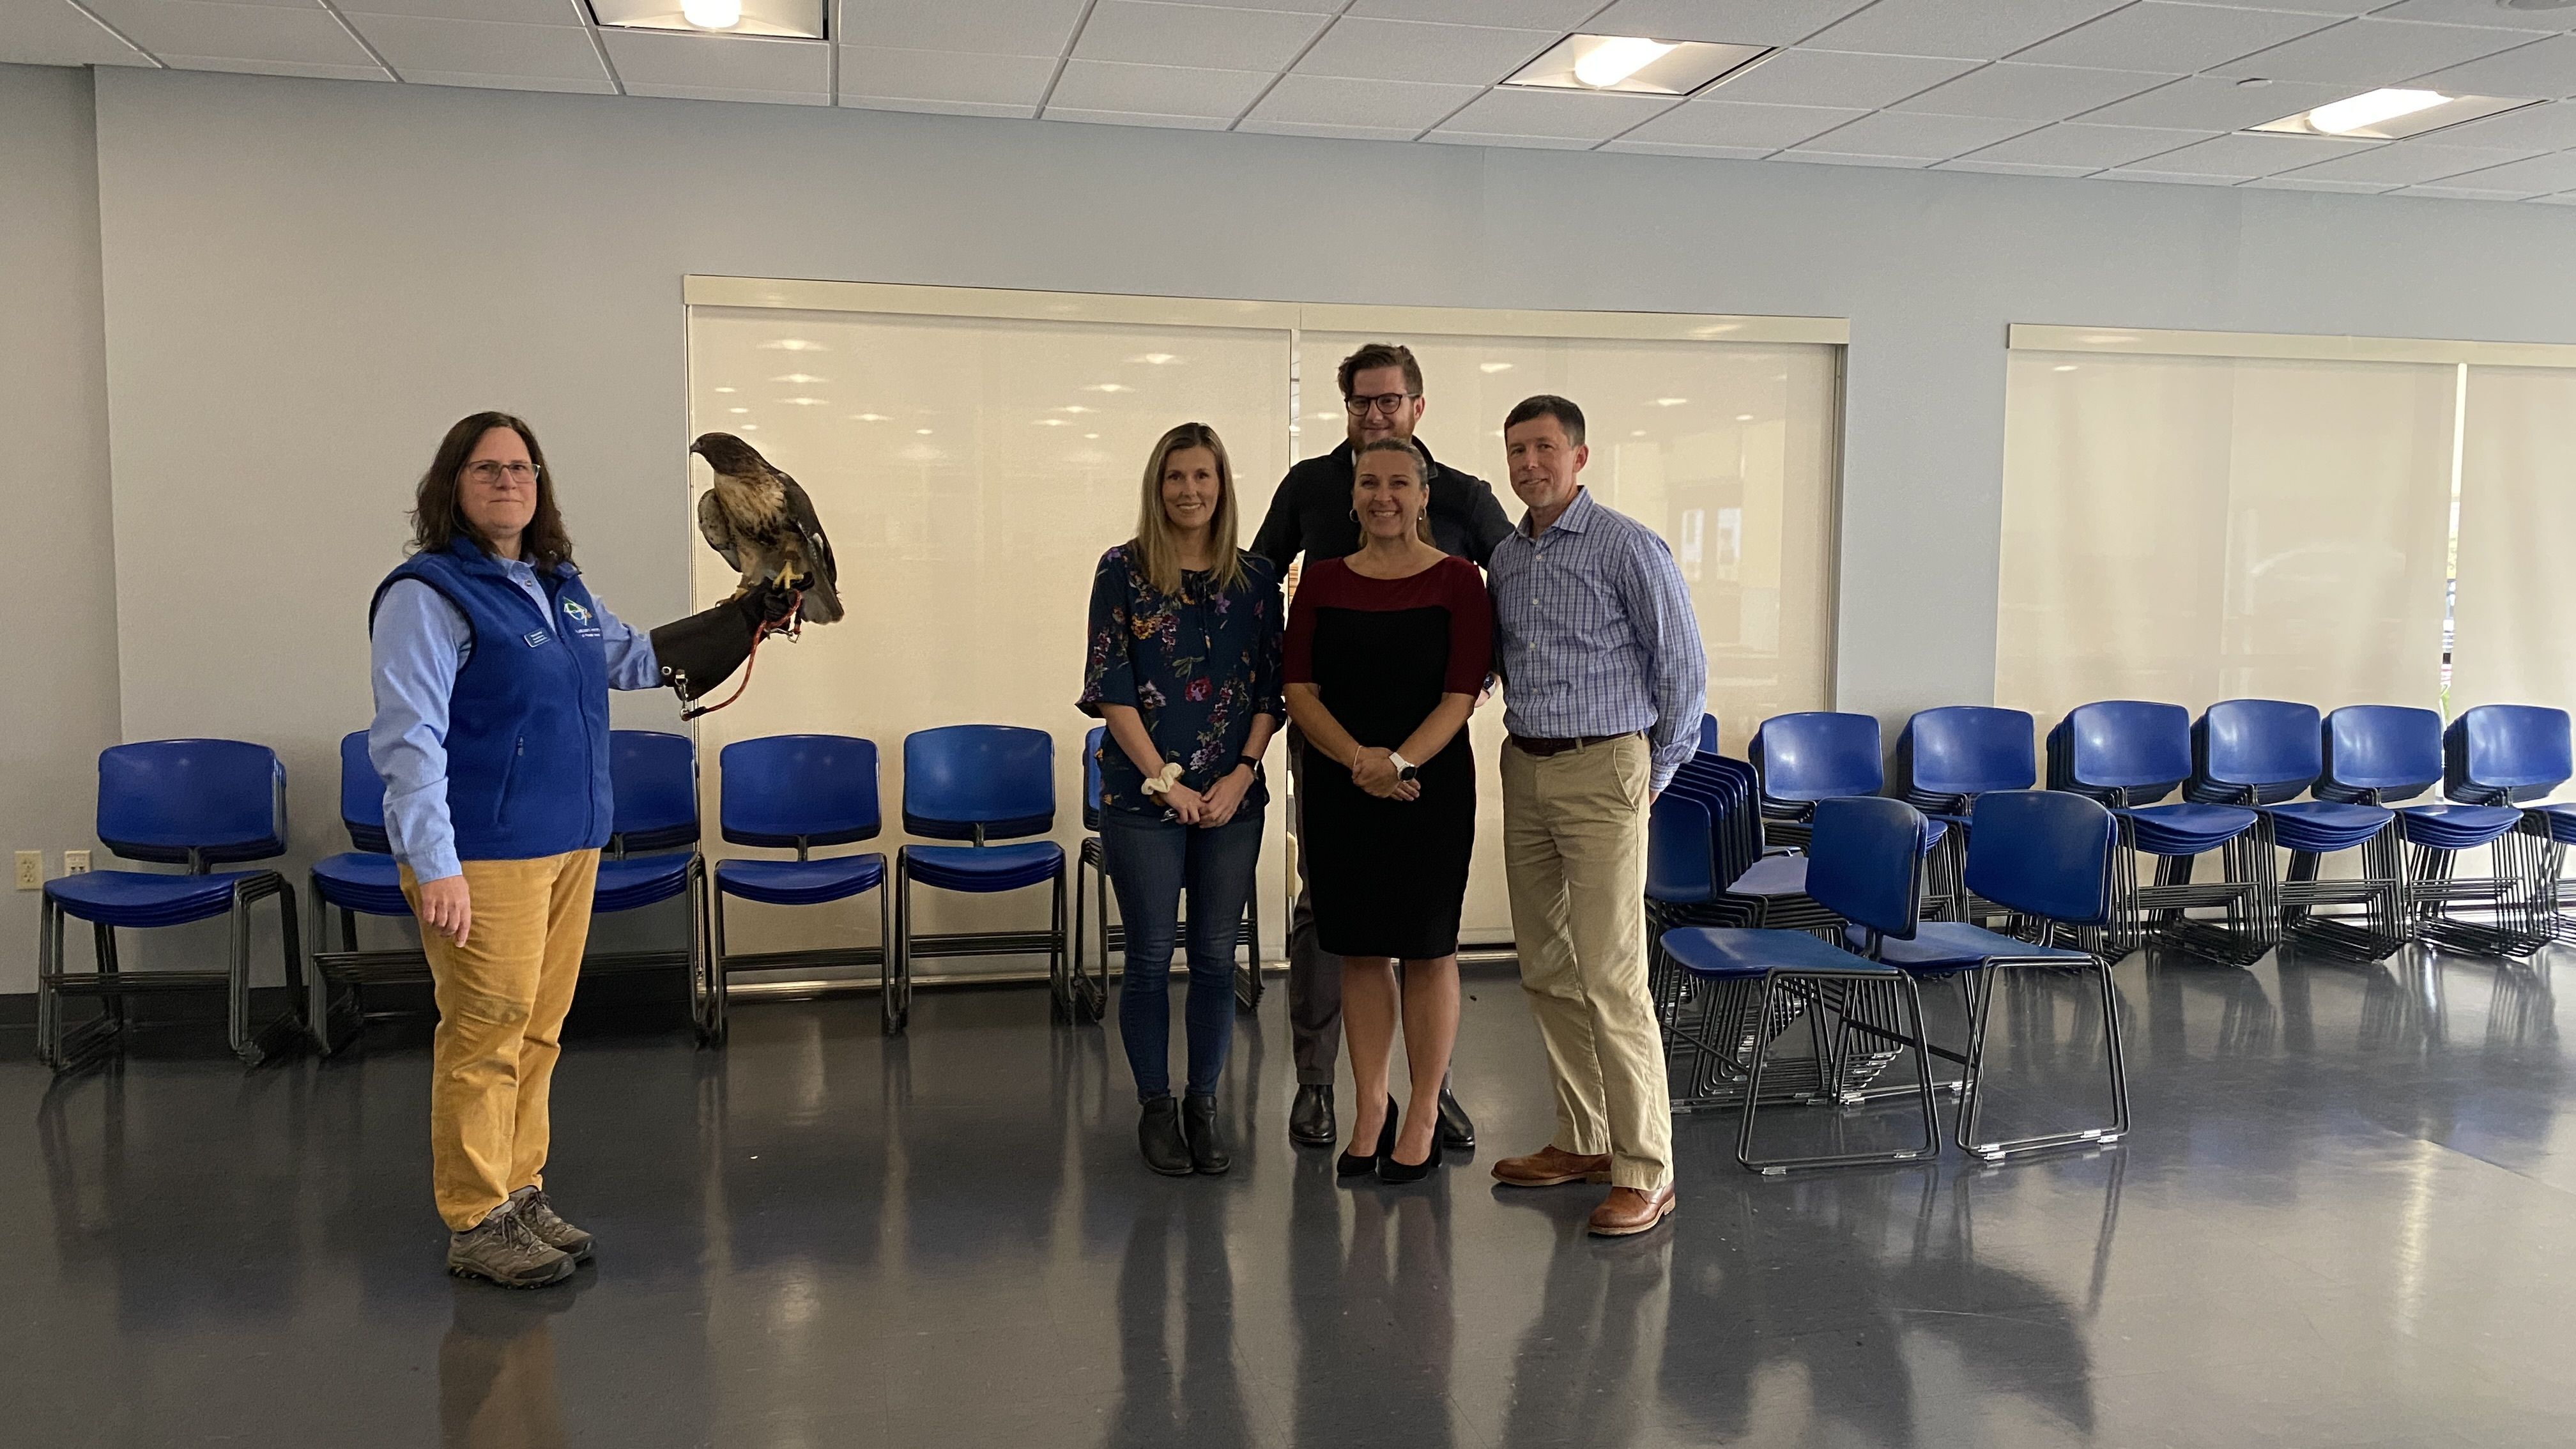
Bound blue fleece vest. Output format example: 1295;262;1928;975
371;539;615;861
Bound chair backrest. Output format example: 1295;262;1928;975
610;730;700;854
1084;724;1106;834
719;735;880;850
1697;714;1719;755
339;730;391;854
1963;790;2115;926
2318;705;2442;805
903;724;1055;842
1750;711;1883;804
1646;792;1717;903
2191;699;2322;805
1897;706;2036;806
2049;701;2191;804
97;739;288;870
2447;704;2574;805
1805;796;1926;941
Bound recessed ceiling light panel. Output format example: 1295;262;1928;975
588;0;823;39
1504;34;1769;96
2250;88;2540;141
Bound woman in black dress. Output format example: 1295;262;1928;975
1284;436;1491;1184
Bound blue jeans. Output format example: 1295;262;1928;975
1100;810;1264;1102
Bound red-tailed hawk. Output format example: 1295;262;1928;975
689;433;844;626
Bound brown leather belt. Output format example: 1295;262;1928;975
1509;732;1639;758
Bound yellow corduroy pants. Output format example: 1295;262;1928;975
402;850;601;1232
1500;734;1674;1192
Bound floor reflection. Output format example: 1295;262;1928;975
438;1277;581;1449
1105;1190;1252;1449
1291;1158;1459;1448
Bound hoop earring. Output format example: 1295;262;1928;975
1349;509;1358;522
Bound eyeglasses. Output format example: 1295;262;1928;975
1344;392;1419;417
463;460;540;484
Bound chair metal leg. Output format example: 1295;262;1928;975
1070;847;1089;1019
878;881;901;1036
1740;970;1941;1175
1956;949;2130;1161
227;890;256;1065
689;858;719;1047
890;855;913;1038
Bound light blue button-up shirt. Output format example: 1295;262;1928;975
369;560;658;882
1488;487;1708;792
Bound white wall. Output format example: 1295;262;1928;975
13;63;2576;993
0;65;122;1000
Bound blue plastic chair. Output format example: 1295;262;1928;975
1862;790;2129;1161
710;735;894;1040
895;725;1067;1018
590;731;715;1039
1698;714;1720;755
2192;701;2405;962
1896;706;2037;922
2425;705;2572;957
1749;712;1884;841
1070;725;1266;1025
308;730;427;1054
38;740;305;1070
1659;796;1940;1174
2048;701;2271;965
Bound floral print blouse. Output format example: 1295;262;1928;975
1079;545;1287;820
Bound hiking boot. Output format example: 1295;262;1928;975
508;1185;595;1264
447;1200;576;1289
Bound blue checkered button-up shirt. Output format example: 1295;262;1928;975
1489;487;1708;792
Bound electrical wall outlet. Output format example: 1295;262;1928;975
13;851;40;891
64;850;90;875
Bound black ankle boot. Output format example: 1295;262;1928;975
1182;1094;1230;1176
1139;1098;1192;1177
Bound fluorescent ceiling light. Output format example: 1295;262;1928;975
1505;34;1768;96
2251;88;2540;141
588;0;822;40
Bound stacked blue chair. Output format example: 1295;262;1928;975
588;730;716;1041
1895;706;2036;922
1865;790;2129;1161
1070;726;1264;1024
895;725;1069;1019
309;730;428;1053
38;740;305;1070
709;735;894;1041
1659;797;1942;1174
2419;705;2570;958
1697;713;1719;754
2048;701;2273;965
2192;701;2406;963
1748;711;1885;848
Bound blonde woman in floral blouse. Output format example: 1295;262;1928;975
1080;422;1285;1177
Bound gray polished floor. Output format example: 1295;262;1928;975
6;942;2576;1449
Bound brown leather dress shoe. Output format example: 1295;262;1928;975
1587;1184;1677;1238
1491;1145;1613;1187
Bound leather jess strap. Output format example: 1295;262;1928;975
1509;732;1639;758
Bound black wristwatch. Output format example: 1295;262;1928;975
1239;753;1264;771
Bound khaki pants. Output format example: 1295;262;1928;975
402;850;601;1232
1500;735;1672;1192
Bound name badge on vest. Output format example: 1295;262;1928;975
560;597;604;640
523;629;552;648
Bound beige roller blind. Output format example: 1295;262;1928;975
2451;366;2576;792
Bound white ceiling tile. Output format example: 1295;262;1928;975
838;0;1089;57
1294;16;1558;84
1889;63;2170;121
2393;181;2539;197
1157;0;1340;10
155;54;391;78
1797;109;2037;159
2421;98;2576;149
2276;139;2544;185
2431;147;2576;194
2092;167;2245;185
1047;57;1271;116
1958;120;2214;168
1701;49;1979;109
1618;98;1866;149
1583;0;1876;48
1046;107;1233;128
82;0;381;66
839;94;1038;116
2530;189;2576;203
2128;130;2379;177
1071;1;1328;71
0;0;157;66
344;13;608;81
407;69;614;91
2210;18;2543;86
2240;174;2400;192
2076;74;2356;130
2009;3;2340;73
2186;0;2375;13
1432;86;1678;140
1600;139;1783;158
1771;148;1937;168
1349;0;1605;26
1241;73;1480;131
838;45;1055;105
1935;157;2098;176
600;29;829;102
1800;0;2131;62
337;0;583;21
1238;118;1432;139
1420;130;1611;150
2370;0;2576;30
2407;34;2576;97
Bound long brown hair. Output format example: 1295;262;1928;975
1133;422;1245;596
409;411;576;569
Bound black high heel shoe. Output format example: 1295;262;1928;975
1377;1108;1445;1185
1336;1095;1401;1177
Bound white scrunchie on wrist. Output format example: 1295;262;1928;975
1139;763;1184;797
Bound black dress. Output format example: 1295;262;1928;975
1285;555;1492;960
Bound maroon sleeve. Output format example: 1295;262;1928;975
1441;558;1492;696
1284;560;1326;684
